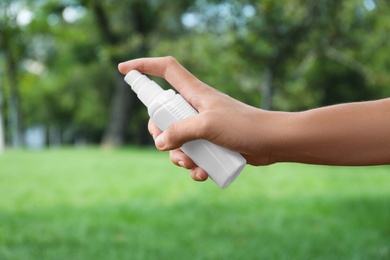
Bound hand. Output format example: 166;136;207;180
118;56;280;181
118;56;390;182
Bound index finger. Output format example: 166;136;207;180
118;56;201;93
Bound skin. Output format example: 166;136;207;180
118;56;390;182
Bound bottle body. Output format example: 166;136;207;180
148;90;246;188
125;70;246;188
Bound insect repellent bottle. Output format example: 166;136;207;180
124;70;246;188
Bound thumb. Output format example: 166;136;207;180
154;114;204;151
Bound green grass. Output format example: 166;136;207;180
0;147;389;259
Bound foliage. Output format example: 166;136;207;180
0;0;389;146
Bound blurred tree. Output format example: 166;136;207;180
78;0;198;147
288;0;390;109
80;0;133;147
1;0;112;146
0;62;4;153
233;0;353;109
0;0;26;147
174;0;388;111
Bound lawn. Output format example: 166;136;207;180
0;147;389;259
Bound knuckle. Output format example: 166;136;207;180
164;124;178;148
162;56;178;79
169;150;179;165
164;56;178;66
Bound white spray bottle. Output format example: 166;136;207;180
124;70;246;188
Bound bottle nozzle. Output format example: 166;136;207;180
124;70;142;91
124;70;164;107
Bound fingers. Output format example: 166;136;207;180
118;56;202;94
149;119;208;182
170;149;208;182
190;167;209;182
169;149;195;169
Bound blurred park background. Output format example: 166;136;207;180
0;0;389;149
1;0;390;259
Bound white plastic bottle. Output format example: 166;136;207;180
124;70;246;188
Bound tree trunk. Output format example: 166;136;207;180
101;72;133;147
0;83;4;153
261;68;273;110
5;42;23;148
87;0;135;148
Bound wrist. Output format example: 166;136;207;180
264;110;320;164
252;110;296;165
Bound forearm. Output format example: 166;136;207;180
269;98;390;165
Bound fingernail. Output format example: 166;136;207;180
178;161;185;168
155;133;165;149
195;173;203;181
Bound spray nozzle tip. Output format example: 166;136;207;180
123;69;164;107
124;70;142;86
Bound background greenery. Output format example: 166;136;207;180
1;0;389;147
1;1;389;259
0;148;389;259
